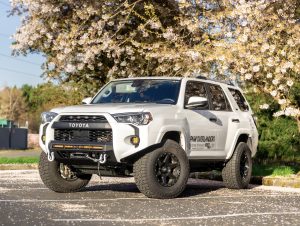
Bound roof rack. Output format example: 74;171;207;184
196;76;235;86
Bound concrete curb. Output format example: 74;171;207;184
263;176;300;188
0;164;38;170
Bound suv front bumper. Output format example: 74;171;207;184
40;112;159;163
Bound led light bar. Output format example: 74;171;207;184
52;144;103;150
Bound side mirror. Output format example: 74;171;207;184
186;96;208;109
82;97;92;105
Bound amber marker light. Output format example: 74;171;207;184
130;136;140;145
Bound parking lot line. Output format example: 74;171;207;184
0;188;47;191
52;212;300;222
0;194;299;203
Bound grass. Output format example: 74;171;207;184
252;164;299;177
0;157;39;164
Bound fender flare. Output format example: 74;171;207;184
156;126;189;152
225;130;252;160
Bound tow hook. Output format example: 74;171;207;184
47;152;55;162
85;153;108;164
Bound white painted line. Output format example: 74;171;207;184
0;170;38;173
252;185;300;193
0;194;299;203
52;212;300;222
0;188;47;191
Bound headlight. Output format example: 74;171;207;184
112;112;152;125
41;112;58;124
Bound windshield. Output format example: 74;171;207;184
92;79;181;104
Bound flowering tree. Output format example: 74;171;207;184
214;0;300;130
11;0;300;130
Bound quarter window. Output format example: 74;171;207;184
184;81;208;109
208;85;231;111
229;88;249;112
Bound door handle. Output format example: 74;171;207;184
209;118;217;122
232;119;240;123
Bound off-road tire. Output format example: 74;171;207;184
133;140;189;199
222;142;252;189
39;152;92;193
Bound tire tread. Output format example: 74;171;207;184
39;152;91;193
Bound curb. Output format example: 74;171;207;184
263;176;300;189
0;164;38;170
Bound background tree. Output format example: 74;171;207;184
0;87;27;126
21;83;84;132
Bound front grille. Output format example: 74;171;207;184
59;115;108;123
54;129;112;143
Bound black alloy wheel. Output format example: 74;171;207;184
155;152;181;187
240;151;250;180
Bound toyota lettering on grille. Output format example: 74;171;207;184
68;123;90;128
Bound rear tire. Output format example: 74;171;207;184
222;142;252;189
133;140;189;199
38;152;92;193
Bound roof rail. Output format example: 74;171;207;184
196;76;235;86
196;75;207;80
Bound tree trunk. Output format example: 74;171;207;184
297;116;300;133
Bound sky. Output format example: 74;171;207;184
0;1;44;88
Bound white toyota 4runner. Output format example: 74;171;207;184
39;77;258;199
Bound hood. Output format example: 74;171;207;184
53;103;175;115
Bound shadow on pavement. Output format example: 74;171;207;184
84;182;140;194
81;179;226;198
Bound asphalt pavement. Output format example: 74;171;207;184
0;170;300;226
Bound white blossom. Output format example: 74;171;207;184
65;64;76;73
259;104;269;109
239;34;248;43
284;107;300;117
272;79;279;85
261;43;269;52
278;99;286;105
287;80;294;87
278;84;285;91
252;65;260;72
273;110;285;117
270;90;277;97
163;28;176;40
245;73;252;80
280;67;287;74
283;61;294;69
218;55;225;61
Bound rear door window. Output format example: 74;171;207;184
228;88;249;112
207;84;231;111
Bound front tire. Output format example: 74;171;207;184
222;142;252;189
38;152;92;193
133;140;190;199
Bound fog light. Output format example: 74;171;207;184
130;136;140;145
42;135;46;143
